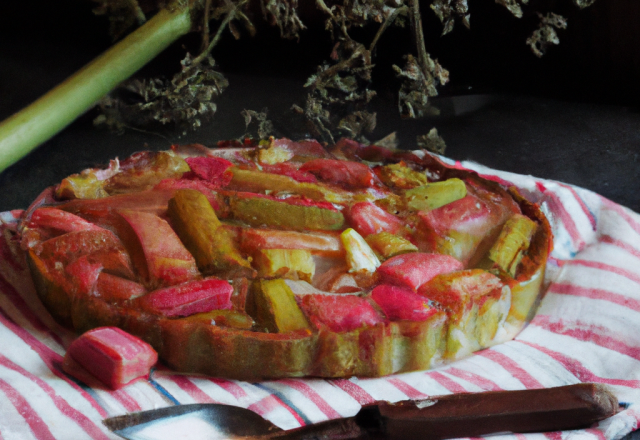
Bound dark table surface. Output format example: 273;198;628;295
0;2;638;439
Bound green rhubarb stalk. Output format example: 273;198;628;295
0;6;193;173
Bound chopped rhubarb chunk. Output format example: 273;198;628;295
59;190;179;230
346;202;405;237
404;178;467;211
419;193;493;237
240;228;343;256
117;210;199;288
64;256;102;296
249;279;311;333
95;273;147;303
271;138;333;159
168;189;254;279
365;232;418;260
64;327;158;389
135;278;233;317
184;156;234;187
35;229;132;278
260;163;317;183
377;252;463;291
28;208;103;236
153;179;224;213
299;159;375;189
228;193;344;231
298;294;384;332
341;228;381;274
415;187;519;265
371;284;438;321
253;249;315;282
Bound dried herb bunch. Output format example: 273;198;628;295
91;0;595;141
0;0;597;172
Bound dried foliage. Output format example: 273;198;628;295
573;0;597;8
94;54;228;133
417;128;447;155
92;0;148;40
527;12;568;58
260;0;305;39
91;0;597;144
495;0;529;19
242;108;276;139
430;0;470;35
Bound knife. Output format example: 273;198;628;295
103;383;619;440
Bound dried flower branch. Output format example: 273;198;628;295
527;12;568;58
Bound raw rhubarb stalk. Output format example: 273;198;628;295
404;178;467;211
167;189;255;278
63;327;158;390
135;278;233;317
248;279;311;333
377;252;463;291
0;7;192;173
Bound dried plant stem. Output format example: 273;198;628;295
0;6;192;173
408;0;431;81
192;0;248;66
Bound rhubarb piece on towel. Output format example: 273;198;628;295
63;327;158;389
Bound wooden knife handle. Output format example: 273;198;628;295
377;383;619;440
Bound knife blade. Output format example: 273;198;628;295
103;383;618;440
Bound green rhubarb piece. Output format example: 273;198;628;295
254;249;315;282
365;232;418;260
228;195;344;231
404;178;467;211
56;173;108;200
258;145;294;165
105;151;190;194
248;279;311;333
229;168;351;203
376;163;428;189
168;189;255;278
487;214;538;277
185;310;255;330
341;228;381;274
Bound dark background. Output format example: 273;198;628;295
0;0;639;214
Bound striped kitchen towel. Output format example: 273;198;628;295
0;159;638;440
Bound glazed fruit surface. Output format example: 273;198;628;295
20;138;552;380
